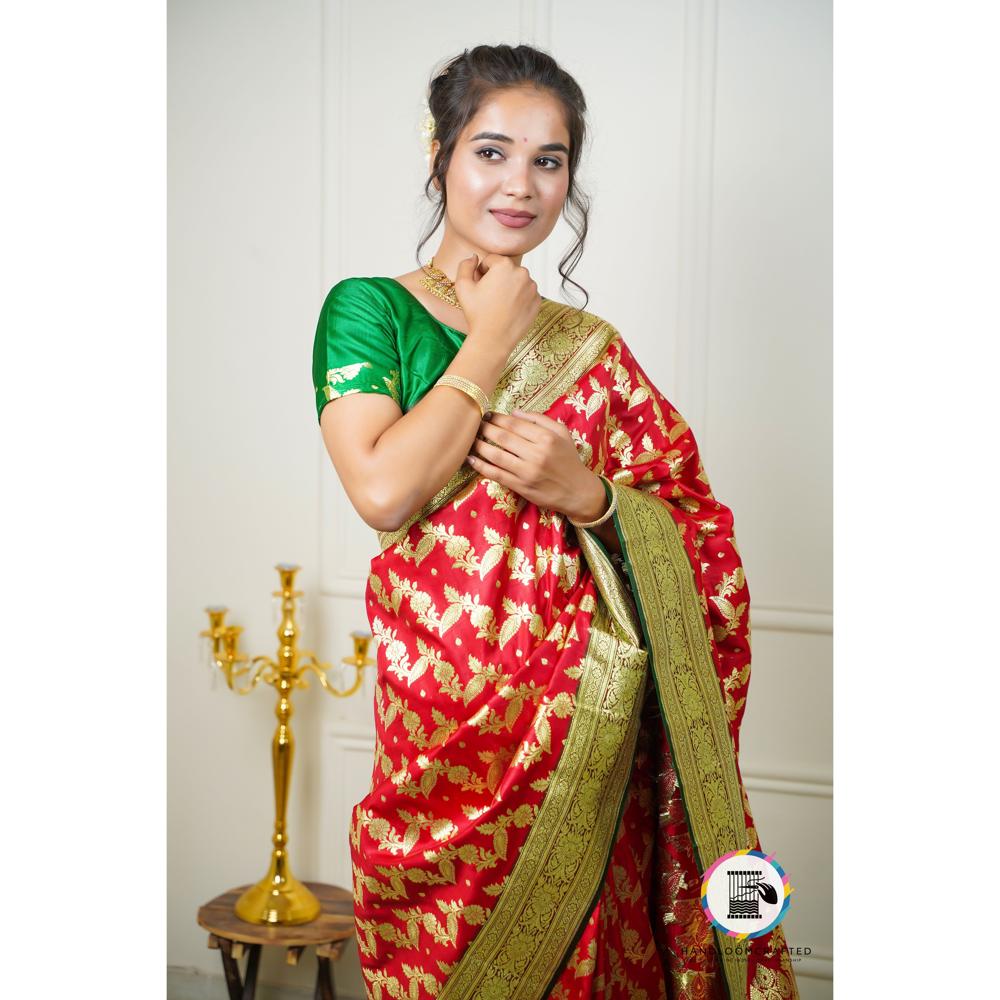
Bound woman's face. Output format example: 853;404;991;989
432;87;572;258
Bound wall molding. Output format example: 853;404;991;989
325;728;375;751
674;0;719;434
743;771;832;799
319;727;377;889
752;606;833;635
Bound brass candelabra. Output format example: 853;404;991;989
200;562;375;925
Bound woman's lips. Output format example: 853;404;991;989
490;210;535;229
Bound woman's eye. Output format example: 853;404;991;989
475;148;562;169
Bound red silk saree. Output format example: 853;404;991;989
316;282;800;999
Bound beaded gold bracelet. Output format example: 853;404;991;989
568;474;618;529
434;374;491;417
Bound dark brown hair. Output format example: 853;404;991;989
417;43;591;310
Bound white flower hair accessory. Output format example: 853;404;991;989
420;101;436;167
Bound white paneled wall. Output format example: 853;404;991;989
169;2;831;997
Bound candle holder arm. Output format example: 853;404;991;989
298;651;369;699
231;655;280;696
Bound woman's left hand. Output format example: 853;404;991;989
466;409;606;522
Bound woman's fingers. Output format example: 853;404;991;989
478;252;510;273
512;409;571;439
471;434;529;478
484;411;545;445
466;452;510;487
453;254;479;296
477;421;515;451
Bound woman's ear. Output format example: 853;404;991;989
429;139;441;190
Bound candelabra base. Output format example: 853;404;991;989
234;866;322;925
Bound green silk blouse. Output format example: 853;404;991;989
312;276;473;425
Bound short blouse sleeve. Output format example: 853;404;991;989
312;278;402;424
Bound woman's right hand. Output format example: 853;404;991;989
453;253;543;355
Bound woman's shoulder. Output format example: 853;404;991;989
320;275;398;318
323;274;388;300
314;277;404;348
325;274;421;316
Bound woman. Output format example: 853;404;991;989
313;44;799;1000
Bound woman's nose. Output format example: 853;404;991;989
501;160;533;197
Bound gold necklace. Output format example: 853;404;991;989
417;256;462;309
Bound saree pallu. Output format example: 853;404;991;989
349;299;800;999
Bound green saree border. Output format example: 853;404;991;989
436;599;648;1000
608;481;749;1000
376;302;619;551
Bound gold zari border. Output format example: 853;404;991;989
609;481;750;1000
436;599;649;1000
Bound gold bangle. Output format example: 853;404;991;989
434;374;491;417
568;475;618;529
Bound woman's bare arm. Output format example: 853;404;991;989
319;335;512;532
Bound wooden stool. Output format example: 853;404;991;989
197;881;354;999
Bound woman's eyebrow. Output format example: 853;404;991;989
469;130;569;155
